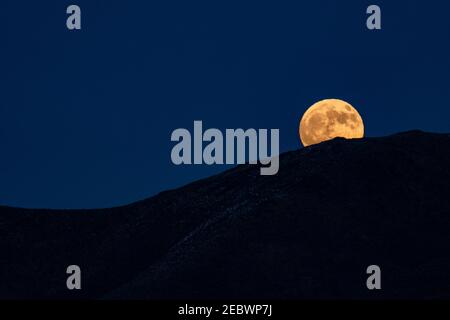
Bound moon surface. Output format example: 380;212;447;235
299;99;364;147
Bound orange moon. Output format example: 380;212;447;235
299;99;364;147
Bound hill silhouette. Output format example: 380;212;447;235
1;130;450;299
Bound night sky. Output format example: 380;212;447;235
1;0;449;209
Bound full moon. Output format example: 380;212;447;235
299;99;364;147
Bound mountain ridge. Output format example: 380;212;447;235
1;130;450;299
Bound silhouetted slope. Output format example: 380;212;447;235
1;131;450;299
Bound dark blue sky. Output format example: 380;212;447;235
1;0;449;209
